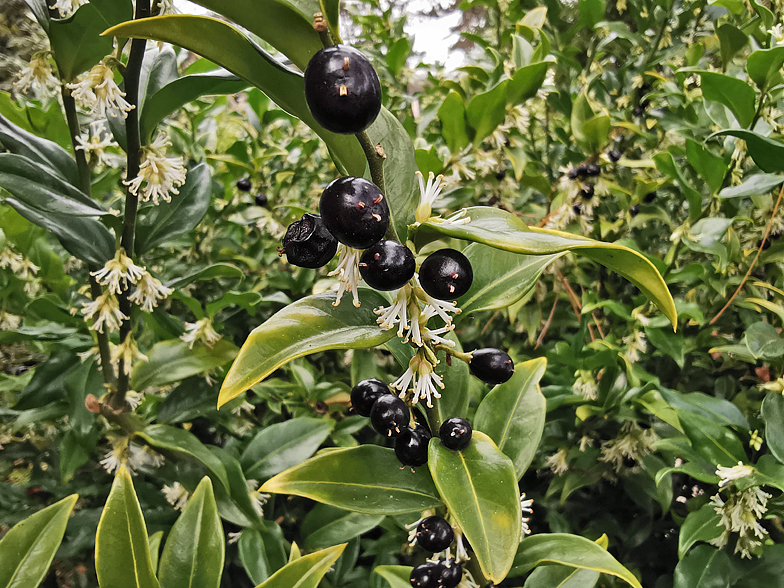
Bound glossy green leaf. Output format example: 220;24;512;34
239;529;273;585
166;263;244;289
654;151;702;220
254;543;345;588
459;243;564;317
438;91;469;154
507;62;550;105
207;446;264;527
709;130;784;173
467;81;508;146
49;3;115;80
0;113;78;185
261;445;442;515
136;163;212;254
433;331;470;427
578;0;606;29
386;37;411;77
685;139;727;194
523;565;599;588
678;504;723;559
412;207;677;327
104;15;365;177
241;417;336;479
511;533;642;588
136;425;230;491
219;291;395;407
130;339;237;391
0;494;77;588
762;392;784;464
747;47;784;87
149;532;163;574
719;173;784;198
694;71;755;128
429;431;521;583
374;565;412;588
159;477;224;588
679;411;746;467
302;504;384;550
673;545;730;588
95;467;160;588
475;358;547;479
717;24;748;68
59;430;92;484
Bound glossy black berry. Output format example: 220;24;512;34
410;562;443;588
255;193;268;207
278;213;338;269
439;418;472;451
395;424;431;467
572;203;582;215
319;176;389;249
236;178;251;192
419;249;473;300
575;164;588;178
608;149;622;162
417;516;454;552
567;168;579;180
351;378;390;417
304;45;382;135
630;205;640;217
580;184;595;200
359;240;416;291
370;394;409;438
585;163;601;177
643;191;657;203
469;348;514;385
439;560;463;588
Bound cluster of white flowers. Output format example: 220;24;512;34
572;369;598;401
14;53;59;96
0;247;39;279
329;245;364;308
520;493;534;536
111;334;148;376
67;61;135;119
80;292;128;334
546;447;570;475
622;331;648;363
710;484;771;558
75;133;120;167
124;133;188;205
181;317;222;349
50;0;88;17
162;482;190;511
599;421;658;472
101;439;165;475
246;479;270;516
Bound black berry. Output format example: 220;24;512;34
439;418;472;451
580;184;595;200
758;238;772;250
278;213;338;269
351;378;390;417
419;249;473;300
575;164;588;178
236;178;251;192
304;45;382;135
416;516;454;552
630;205;640;217
255;193;268;206
410;562;443;588
643;191;657;203
584;163;601;177
370;394;409;438
572;203;582;215
359;240;416;291
319;176;389;249
567;168;579;180
395;424;431;467
623;456;638;468
439;560;463;588
469;348;514;385
608;149;622;162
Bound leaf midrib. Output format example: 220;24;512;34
497;368;541;450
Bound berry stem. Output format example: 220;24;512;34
434;344;473;365
356;131;398;241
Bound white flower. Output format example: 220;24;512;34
75;133;119;167
156;0;179;14
770;24;784;44
421;323;456;347
622;331;647;363
15;257;40;280
181;317;222;349
579;435;594;452
228;531;242;545
412;359;444;408
124;134;187;205
415;171;446;223
710;486;772;558
246;480;270;516
0;311;21;331
67;61;135;119
111;335;147;376
90;250;145;295
599;421;658;472
129;271;173;311
328;244;363;307
716;462;754;488
0;248;23;272
128;443;164;469
162;482;190;511
573;370;598;401
413;275;462;325
547;448;569;475
101;438;130;474
375;285;412;337
81;293;128;333
231;401;255;416
391;355;419;398
14;54;59;96
50;0;87;17
520;493;534;536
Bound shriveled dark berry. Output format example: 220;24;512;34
630;205;640;217
417;516;454;552
255;193;268;206
278;213;338;269
350;378;390;417
439;418;472;451
584;163;601;177
370;394;409;438
643;191;657;203
359;240;416;291
395;424;431;467
304;45;382;135
419;249;473;300
469;348;514;385
608;149;622;162
439;559;463;588
572;203;582;215
580;184;595;200
319;176;389;249
236;178;251;192
410;562;443;588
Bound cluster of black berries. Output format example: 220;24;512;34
566;163;600;216
236;178;268;207
410;516;462;588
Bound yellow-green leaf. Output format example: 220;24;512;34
254;544;346;588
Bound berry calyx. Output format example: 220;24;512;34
395;424;432;467
370;394;409;438
278;213;338;269
439;559;463;588
439;418;472;451
418;249;473;300
359;240;416;291
410;562;443;588
469;348;514;385
416;516;454;552
351;378;391;417
236;178;251;192
319;176;389;249
304;45;382;135
255;193;268;207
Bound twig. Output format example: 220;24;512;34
535;297;558;349
480;311;501;336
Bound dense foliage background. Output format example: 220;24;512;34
2;0;784;587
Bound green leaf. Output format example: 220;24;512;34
673;545;731;588
581;113;611;153
570;90;597;152
219;291;395;407
578;0;606;29
0;494;77;588
95;467;160;588
254;544;346;588
59;430;92;484
136;424;230;491
166;263;244;289
208;446;264;527
716;24;748;69
149;532;163;574
158;477;225;588
467;81;508;146
744;321;784;359
459;243;564;317
694;71;756;128
475;358;547;479
438;91;469;154
0;113;79;185
719;173;784;198
302;504;384;550
386;37;411;77
506;62;550;105
709;130;784;173
524;565;599;588
241;417;336;479
428;431;521;583
136;163;212;254
679;412;747;468
511;533;643;588
645;327;685;368
678;503;723;559
238;529;273;585
762;392;784;464
104;15;366;177
49;3;115;80
375;566;412;588
260;445;442;515
654;151;702;220
747;47;784;88
131;339;237;391
411;207;677;327
686;139;728;194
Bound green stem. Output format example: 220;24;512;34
357;130;397;241
644;7;671;67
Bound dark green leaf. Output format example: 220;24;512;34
438;91;469;154
467;81;508;146
694;71;756;128
523;565;599;588
302;504;384;550
709;130;784;173
685;139;728;194
166;263;244;289
678;504;723;559
673;545;731;588
762;392;784;464
239;529;272;586
747;47;784;88
374;565;412;588
716;24;748;68
679;412;746;468
131;339;237;391
49;3;115;80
